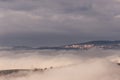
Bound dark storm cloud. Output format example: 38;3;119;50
0;0;120;46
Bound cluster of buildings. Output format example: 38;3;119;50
64;44;94;49
64;44;120;50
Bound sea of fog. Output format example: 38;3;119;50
0;48;120;80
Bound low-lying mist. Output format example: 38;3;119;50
0;49;120;80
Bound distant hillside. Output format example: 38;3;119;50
1;40;120;50
64;40;120;50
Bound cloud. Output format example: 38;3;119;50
0;0;120;46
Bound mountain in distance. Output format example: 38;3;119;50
3;40;120;50
36;40;120;50
64;40;120;50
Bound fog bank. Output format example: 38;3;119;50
0;49;120;80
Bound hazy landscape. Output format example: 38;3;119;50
0;0;120;80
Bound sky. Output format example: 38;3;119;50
0;0;120;46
